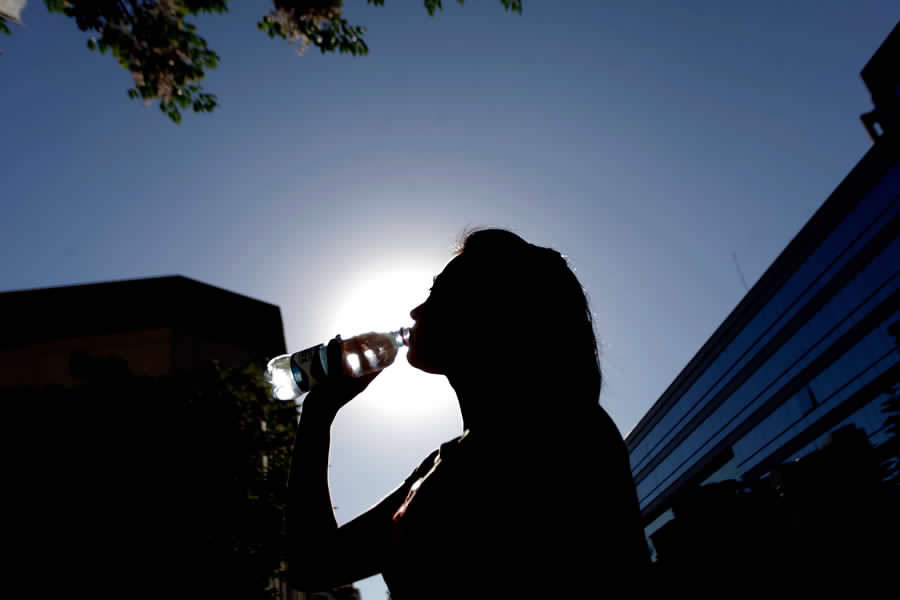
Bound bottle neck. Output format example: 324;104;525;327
392;327;411;348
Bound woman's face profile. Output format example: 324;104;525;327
407;255;470;375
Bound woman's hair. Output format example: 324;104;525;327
455;228;602;407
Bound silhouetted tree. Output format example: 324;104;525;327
880;382;900;486
879;321;900;486
1;1;522;122
0;9;12;55
4;358;299;598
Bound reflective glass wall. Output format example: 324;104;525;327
629;152;900;578
631;162;899;512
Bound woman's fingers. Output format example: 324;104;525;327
301;335;384;420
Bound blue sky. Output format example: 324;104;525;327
1;2;896;597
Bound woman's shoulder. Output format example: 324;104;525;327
537;403;626;449
405;431;468;481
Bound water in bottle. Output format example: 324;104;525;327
265;327;411;402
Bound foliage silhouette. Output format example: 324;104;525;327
874;321;900;486
0;15;10;55
1;1;521;122
879;381;900;487
651;432;893;592
5;358;299;598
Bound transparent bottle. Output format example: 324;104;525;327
265;327;411;401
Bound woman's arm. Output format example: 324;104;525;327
285;354;407;591
285;398;340;587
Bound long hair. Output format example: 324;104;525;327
456;229;602;408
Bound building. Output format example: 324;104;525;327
0;275;287;388
625;22;900;581
0;276;363;600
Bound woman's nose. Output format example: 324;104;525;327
410;302;424;321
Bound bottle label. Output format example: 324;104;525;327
290;344;329;393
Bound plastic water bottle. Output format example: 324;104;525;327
265;327;411;401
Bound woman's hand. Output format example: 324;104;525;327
301;336;380;423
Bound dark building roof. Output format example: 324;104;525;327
0;275;286;362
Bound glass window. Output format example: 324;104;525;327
636;243;899;489
638;307;899;507
733;332;897;475
778;387;897;469
808;322;897;402
733;391;809;464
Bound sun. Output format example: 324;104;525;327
326;262;457;425
329;266;429;335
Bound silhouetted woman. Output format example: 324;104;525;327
288;229;649;598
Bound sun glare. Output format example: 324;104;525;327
328;263;456;424
329;265;434;334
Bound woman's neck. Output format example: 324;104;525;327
448;371;549;435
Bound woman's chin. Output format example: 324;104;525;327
407;351;443;375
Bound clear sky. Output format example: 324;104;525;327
1;1;896;597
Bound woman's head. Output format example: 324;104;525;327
408;229;601;409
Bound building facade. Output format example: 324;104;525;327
625;22;900;578
0;275;287;387
0;275;364;600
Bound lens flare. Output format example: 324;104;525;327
326;263;457;425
